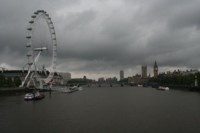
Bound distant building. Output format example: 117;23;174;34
154;61;158;78
98;77;105;83
83;75;87;80
59;72;71;85
182;69;198;75
0;70;71;86
128;73;148;85
165;69;198;76
120;70;124;80
106;77;118;83
128;74;141;84
141;65;147;78
52;73;63;85
0;70;27;81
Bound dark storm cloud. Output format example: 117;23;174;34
1;0;200;78
0;0;80;67
168;5;200;30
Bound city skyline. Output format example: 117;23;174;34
1;0;200;79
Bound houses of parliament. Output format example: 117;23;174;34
127;61;159;84
141;61;158;78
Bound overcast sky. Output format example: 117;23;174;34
1;0;200;80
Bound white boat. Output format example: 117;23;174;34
33;91;45;100
68;86;81;93
24;93;34;100
24;91;45;100
48;84;83;93
58;87;72;93
157;86;169;91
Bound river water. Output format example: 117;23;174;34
0;86;200;133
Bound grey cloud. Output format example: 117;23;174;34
1;0;200;79
168;5;200;30
64;10;96;30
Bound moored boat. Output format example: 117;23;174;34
34;91;45;100
68;86;80;93
24;91;45;100
156;86;169;91
24;93;34;100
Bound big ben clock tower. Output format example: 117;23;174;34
154;61;158;78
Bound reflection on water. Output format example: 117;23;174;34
0;87;200;133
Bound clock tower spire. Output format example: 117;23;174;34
154;61;158;77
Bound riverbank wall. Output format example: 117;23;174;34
0;87;26;94
151;83;200;92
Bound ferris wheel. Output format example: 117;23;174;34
20;10;57;89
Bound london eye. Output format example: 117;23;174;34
20;10;57;89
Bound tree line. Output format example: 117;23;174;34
149;72;200;87
67;78;94;85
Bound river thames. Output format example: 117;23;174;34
0;86;200;133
